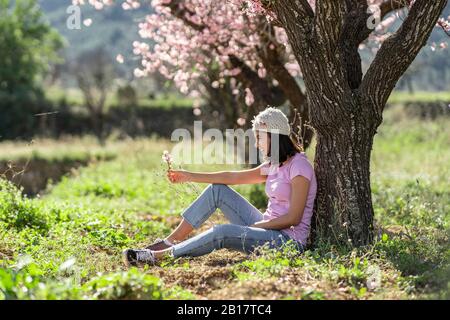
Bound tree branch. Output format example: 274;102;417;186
258;45;307;114
256;30;314;147
228;55;286;107
437;18;450;37
163;1;286;109
255;20;308;115
338;1;368;89
274;0;315;19
361;0;448;112
336;1;410;90
271;0;315;39
355;0;408;45
164;0;205;32
380;0;408;18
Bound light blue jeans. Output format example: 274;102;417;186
171;184;303;258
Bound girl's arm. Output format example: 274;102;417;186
167;162;269;185
250;176;310;230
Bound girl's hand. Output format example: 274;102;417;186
167;169;190;184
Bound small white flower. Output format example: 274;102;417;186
116;54;124;64
59;258;76;272
236;117;246;126
83;19;92;27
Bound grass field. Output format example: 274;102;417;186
0;106;449;300
388;91;450;104
0;137;120;163
46;86;194;111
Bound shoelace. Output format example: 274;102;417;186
163;238;174;246
136;249;155;263
155;238;174;246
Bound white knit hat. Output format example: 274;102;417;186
251;107;291;136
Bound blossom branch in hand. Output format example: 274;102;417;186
162;150;173;171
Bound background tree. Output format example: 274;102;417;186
78;0;314;147
73;48;117;143
0;0;63;140
140;0;314;146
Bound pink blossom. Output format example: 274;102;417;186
116;54;124;64
237;117;246;126
162;150;173;169
244;88;255;106
83;18;92;27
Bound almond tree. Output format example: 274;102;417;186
249;0;448;245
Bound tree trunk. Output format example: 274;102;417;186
311;105;380;246
270;0;447;248
88;106;105;145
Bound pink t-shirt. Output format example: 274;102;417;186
261;152;317;246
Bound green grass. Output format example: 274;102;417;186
388;91;450;104
0;106;449;300
46;86;194;111
0;136;119;163
371;111;449;231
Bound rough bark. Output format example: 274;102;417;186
311;97;381;246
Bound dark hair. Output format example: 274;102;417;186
267;133;303;166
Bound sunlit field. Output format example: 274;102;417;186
1;105;448;300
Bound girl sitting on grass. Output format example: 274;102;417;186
123;107;317;266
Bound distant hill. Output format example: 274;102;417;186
38;0;152;78
38;1;449;92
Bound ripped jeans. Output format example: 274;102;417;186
171;184;303;258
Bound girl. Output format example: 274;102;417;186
123;107;317;266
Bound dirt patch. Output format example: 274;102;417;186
211;277;298;300
0;149;116;196
151;253;353;300
379;225;414;240
0;159;88;196
152;250;247;298
0;250;14;261
156;265;233;295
